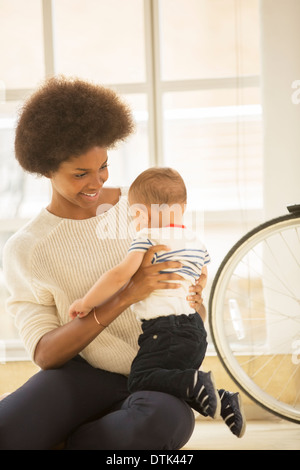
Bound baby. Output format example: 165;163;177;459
69;167;246;437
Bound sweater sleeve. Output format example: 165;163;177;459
3;231;61;362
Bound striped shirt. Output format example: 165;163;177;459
128;225;210;320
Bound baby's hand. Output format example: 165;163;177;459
69;299;91;320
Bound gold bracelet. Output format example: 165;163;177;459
93;308;108;328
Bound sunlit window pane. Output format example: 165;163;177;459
0;0;44;89
159;0;260;81
0;101;51;220
54;0;146;84
108;93;149;186
163;88;263;212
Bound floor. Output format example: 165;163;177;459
182;418;300;450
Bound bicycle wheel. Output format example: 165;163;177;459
209;211;300;423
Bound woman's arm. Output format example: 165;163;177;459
34;245;183;369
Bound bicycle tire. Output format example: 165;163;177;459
209;212;300;423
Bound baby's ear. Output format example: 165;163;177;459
129;203;149;231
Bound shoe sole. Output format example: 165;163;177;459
209;372;221;419
235;393;246;438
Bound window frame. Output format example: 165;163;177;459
4;0;261;175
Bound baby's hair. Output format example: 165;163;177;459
15;75;135;176
128;167;187;206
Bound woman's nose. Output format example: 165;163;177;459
90;173;105;188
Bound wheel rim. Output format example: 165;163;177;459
209;217;300;422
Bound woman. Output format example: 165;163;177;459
0;77;206;450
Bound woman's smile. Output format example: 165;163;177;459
79;190;100;201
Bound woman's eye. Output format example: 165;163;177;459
74;164;108;178
74;173;87;178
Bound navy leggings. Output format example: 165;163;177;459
0;355;194;450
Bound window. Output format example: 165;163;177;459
0;0;44;89
163;88;262;212
160;0;260;80
54;0;146;84
157;0;262;211
0;0;262;359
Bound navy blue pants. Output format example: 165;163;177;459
128;313;208;404
0;355;194;450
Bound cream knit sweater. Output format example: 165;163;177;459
3;188;142;376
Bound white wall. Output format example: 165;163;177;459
260;0;300;219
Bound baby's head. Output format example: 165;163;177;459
128;167;187;230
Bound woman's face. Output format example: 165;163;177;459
48;146;109;219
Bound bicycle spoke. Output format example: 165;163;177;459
237;257;300;303
279;231;300;270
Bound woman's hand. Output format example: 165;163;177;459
187;267;208;322
123;245;183;305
